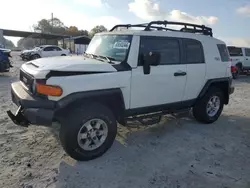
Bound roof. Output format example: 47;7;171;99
64;35;91;44
65;35;91;40
1;29;69;39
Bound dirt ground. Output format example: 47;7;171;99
0;52;250;188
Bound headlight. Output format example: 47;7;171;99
32;79;63;96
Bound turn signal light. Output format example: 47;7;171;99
36;83;63;96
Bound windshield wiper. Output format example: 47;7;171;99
84;53;105;62
98;55;117;64
84;53;118;64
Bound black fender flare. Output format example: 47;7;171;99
55;88;126;124
198;77;232;104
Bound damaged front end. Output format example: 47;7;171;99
7;107;30;127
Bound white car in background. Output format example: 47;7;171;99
227;46;250;78
21;45;70;60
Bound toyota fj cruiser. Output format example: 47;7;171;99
7;21;234;161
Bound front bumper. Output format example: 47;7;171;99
20;53;32;60
7;81;56;127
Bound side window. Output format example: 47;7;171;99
245;48;250;57
139;37;180;65
217;44;230;62
43;47;53;51
183;39;205;64
54;47;62;51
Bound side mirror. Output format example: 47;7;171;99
143;52;161;75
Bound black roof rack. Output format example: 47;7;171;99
109;20;213;37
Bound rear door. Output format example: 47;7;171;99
41;46;54;57
53;46;63;56
244;48;250;68
182;39;206;101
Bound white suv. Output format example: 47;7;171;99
227;46;250;78
20;45;70;61
7;21;234;161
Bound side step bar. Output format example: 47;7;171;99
125;109;190;126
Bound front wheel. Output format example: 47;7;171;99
31;54;41;60
193;88;224;124
59;103;117;161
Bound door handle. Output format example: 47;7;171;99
174;71;187;76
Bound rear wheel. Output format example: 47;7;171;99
59;103;117;161
193;87;224;124
232;70;239;79
236;64;242;76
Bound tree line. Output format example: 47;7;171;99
17;17;108;49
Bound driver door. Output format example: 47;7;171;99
130;36;187;109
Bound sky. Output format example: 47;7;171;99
1;0;250;47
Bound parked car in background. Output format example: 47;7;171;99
20;45;70;61
0;48;12;72
227;46;250;79
20;46;42;60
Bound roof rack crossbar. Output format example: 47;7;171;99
110;20;213;37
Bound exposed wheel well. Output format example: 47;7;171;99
55;90;126;125
198;79;231;105
209;82;229;104
33;54;41;57
236;62;242;70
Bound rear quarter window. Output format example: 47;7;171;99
183;39;205;64
245;48;250;57
217;44;230;62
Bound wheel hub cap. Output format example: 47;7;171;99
77;119;108;151
206;96;220;117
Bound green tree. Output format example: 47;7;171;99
33;18;66;34
17;38;40;49
89;25;107;38
3;38;15;49
66;26;89;36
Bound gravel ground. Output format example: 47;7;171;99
0;52;250;188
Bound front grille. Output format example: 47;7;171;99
20;69;34;93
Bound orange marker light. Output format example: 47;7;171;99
36;83;63;96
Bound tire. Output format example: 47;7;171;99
193;87;224;124
232;72;238;79
59;103;117;161
236;64;242;76
61;54;66;56
31;54;41;60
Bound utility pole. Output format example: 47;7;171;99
51;13;53;34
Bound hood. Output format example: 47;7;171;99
24;56;118;72
22;48;38;54
0;48;11;53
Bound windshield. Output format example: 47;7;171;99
86;35;132;62
227;46;243;56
